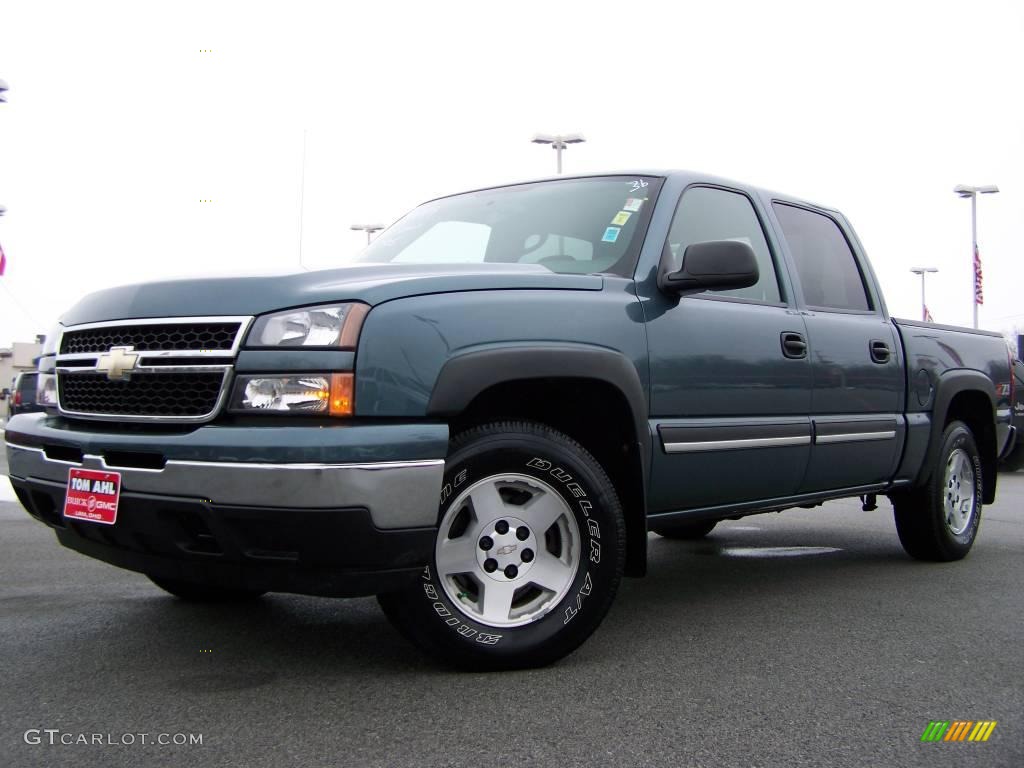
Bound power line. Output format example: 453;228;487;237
0;278;44;329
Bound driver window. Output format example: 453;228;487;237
667;187;781;303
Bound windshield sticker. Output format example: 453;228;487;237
601;227;621;243
623;197;644;212
611;211;631;226
628;179;649;193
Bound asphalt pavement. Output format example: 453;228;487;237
0;443;1021;767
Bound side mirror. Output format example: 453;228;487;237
658;239;759;295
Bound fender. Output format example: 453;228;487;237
916;369;996;500
427;343;651;576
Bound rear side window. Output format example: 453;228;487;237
18;373;38;399
773;203;870;311
666;187;781;303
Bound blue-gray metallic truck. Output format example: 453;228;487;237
4;172;1017;670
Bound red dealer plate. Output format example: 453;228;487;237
63;468;122;525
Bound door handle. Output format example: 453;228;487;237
870;340;891;364
781;332;807;359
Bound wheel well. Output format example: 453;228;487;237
945;390;997;504
449;377;647;577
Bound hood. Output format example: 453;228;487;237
58;263;603;326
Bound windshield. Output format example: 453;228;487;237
358;175;663;276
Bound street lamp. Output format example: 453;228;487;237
954;184;999;329
351;223;384;246
530;133;585;174
909;267;938;322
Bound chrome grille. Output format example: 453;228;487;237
55;316;252;423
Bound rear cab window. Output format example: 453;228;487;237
772;203;872;312
17;373;38;400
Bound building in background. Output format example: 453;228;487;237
0;337;44;396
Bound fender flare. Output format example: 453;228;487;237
427;344;651;576
917;370;996;496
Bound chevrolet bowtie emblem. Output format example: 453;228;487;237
96;346;139;381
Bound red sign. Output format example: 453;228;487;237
64;468;122;525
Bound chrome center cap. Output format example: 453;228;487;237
476;515;538;582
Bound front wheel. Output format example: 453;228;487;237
892;420;983;562
378;421;625;671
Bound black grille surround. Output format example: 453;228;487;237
59;372;228;418
60;322;241;355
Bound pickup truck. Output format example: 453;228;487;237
5;171;1017;670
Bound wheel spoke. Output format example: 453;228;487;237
528;550;574;592
469;482;506;521
436;536;479;577
520;490;567;534
479;579;516;623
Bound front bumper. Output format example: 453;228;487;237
5;414;447;597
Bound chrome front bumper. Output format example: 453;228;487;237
6;442;444;529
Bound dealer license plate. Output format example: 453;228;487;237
63;468;122;525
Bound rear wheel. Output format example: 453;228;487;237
378;421;625;671
892;420;982;561
148;575;266;602
651;519;717;540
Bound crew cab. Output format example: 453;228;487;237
5;171;1016;670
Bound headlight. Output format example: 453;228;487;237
37;373;58;406
248;303;369;348
229;374;353;416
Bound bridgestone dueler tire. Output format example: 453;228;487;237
892;420;982;562
378;421;625;671
148;575;266;602
651;519;718;539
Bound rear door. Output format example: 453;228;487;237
643;185;813;513
769;202;904;493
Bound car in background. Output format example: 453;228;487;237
1000;359;1024;471
6;371;44;419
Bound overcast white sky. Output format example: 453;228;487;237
0;0;1021;347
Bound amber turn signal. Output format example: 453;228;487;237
329;373;354;417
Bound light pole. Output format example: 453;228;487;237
530;133;585;174
909;267;938;322
954;184;999;328
351;223;384;246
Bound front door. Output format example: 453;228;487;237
642;185;813;514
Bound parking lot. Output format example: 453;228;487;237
1;444;1021;768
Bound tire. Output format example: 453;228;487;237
892;420;983;562
148;575;266;602
651;519;717;539
378;421;625;671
